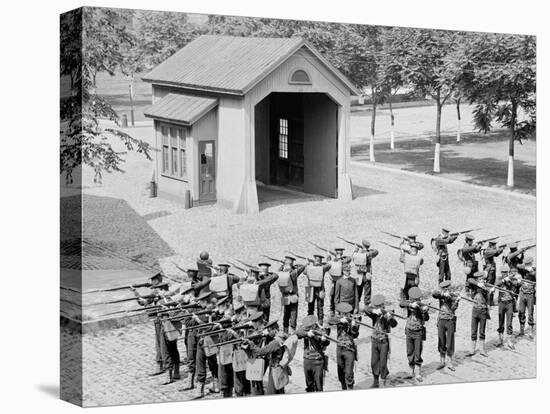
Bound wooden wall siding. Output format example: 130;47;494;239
338;100;353;200
245;46;349;110
254;97;271;185
303;94;338;197
149;42;354;212
216;96;252;212
244;45;353;204
189;109;218;201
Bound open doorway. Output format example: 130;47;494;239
254;92;339;198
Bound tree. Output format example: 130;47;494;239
379;27;406;150
396;29;463;173
356;26;386;162
60;7;152;183
454;92;462;142
136;10;202;69
291;24;390;162
460;33;536;187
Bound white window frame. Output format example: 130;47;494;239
279;118;288;159
159;122;188;181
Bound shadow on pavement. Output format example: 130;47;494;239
352;185;386;199
61;194;175;270
257;185;325;211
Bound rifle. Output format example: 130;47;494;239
260;254;284;264
197;325;252;336
502;237;535;247
236;259;255;269
484;282;518;297
450;228;482;237
166;309;212;322
380;230;404;240
348;315;405;340
196;321;252;337
228;260;248;273
477;234;511;244
98;303;171;317
402;300;442;313
310;329;356;351
197;328;229;337
459;295;478;305
336;236;362;248
154;303;201;316
520;244;536;252
172;262;188;274
206;332;265;349
382;310;406;320
185;319;232;331
83;281;153;294
378;240;401;251
308;241;336;256
94;293;158;306
285;251;313;263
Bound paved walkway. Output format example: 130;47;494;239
72;139;536;406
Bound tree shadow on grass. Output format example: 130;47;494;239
352;131;536;195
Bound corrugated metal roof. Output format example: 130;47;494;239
143;93;218;125
142;35;359;96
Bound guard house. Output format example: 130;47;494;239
143;35;359;213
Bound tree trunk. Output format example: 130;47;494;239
370;94;376;163
433;94;442;173
507;100;517;187
456;97;462;143
389;99;395;150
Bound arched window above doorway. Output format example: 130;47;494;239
289;69;311;85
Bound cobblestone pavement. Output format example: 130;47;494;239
73;124;536;406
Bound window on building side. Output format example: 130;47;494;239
179;129;186;177
279;118;288;159
289;69;311;84
161;127;169;173
160;124;187;180
170;128;178;175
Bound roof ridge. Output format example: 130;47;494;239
142;34;358;96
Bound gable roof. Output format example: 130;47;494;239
143;94;218;126
142;35;359;96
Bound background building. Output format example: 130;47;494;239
143;35;358;213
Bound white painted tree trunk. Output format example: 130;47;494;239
369;133;375;162
457;119;461;142
390;127;395;150
507;155;514;187
433;143;441;173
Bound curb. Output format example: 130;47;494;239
350;161;536;202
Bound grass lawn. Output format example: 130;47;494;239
352;130;536;195
96;72;152;122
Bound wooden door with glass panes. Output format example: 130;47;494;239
287;117;304;188
198;141;216;202
274;116;304;189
